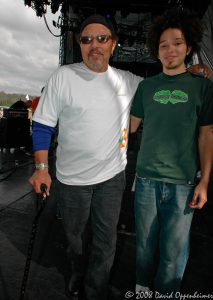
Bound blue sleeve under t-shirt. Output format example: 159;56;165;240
32;121;56;151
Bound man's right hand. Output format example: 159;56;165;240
29;169;52;196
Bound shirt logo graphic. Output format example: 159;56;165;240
153;90;188;104
119;128;127;148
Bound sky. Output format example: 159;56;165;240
0;0;61;96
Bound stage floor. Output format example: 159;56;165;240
0;148;213;300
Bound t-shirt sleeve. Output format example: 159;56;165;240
130;82;144;119
33;68;61;127
198;79;213;126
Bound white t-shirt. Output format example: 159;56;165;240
33;62;142;185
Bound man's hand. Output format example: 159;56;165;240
188;181;208;209
187;63;212;78
29;169;52;196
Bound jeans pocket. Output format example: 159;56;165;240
114;170;126;190
136;174;150;184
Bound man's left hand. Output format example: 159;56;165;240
189;181;208;209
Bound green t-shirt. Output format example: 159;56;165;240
131;72;213;184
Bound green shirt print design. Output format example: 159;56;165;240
153;90;188;104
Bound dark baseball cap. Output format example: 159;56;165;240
80;14;116;37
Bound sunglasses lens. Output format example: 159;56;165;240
97;35;109;43
80;36;93;44
80;35;112;44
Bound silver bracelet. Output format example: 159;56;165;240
35;163;49;170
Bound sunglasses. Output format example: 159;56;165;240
79;35;112;44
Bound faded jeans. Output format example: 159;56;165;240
134;176;195;293
56;171;125;300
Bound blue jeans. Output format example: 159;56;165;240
134;176;195;293
56;171;125;300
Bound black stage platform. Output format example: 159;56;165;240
0;147;213;300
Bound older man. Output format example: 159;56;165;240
29;14;141;300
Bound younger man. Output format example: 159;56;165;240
131;7;213;293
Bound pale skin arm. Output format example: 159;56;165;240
130;115;143;133
189;125;213;209
29;150;52;196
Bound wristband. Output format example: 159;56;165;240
35;163;49;170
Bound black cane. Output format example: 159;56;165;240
19;183;48;300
